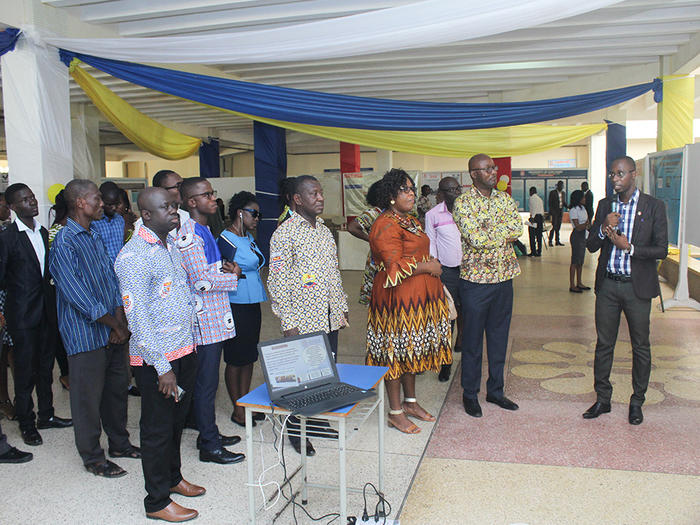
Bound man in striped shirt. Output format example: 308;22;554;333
50;179;139;478
584;156;668;426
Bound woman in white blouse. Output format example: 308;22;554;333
568;189;591;293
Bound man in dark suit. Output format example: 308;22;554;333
548;180;566;246
0;183;72;446
584;156;668;425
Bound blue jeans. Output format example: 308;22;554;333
459;279;513;399
193;342;223;451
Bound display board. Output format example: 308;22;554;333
680;143;700;248
511;169;588;212
648;148;683;245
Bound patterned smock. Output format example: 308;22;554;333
355;206;382;305
366;211;452;380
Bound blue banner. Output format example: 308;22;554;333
0;28;20;57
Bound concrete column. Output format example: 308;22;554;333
376;149;393;175
71;104;102;184
589;131;607;212
1;36;72;226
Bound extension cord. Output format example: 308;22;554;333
354;518;399;525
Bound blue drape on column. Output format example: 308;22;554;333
254;122;287;262
0;28;20;57
199;139;220;178
605;121;627;197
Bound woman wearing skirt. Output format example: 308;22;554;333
568;189;591;293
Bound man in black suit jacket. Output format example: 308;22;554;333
581;181;594;223
0;184;72;446
548;180;566;246
583;156;668;426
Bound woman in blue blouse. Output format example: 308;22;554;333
217;191;267;427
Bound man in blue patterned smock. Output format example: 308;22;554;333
267;175;349;456
115;188;203;523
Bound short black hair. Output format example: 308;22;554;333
366;180;381;207
153;170;177;188
228;191;257;222
179;177;207;208
51;189;68;225
64;179;97;210
99;181;121;201
570;189;584;207
610;155;636;171
529;186;537;195
375;168;413;210
293;175;318;196
278;176;297;207
5;183;29;205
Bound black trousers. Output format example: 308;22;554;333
459;279;513;399
193;342;223;452
593;278;652;406
529;214;543;255
133;352;198;513
549;211;562;243
9;314;55;431
0;420;9;455
69;344;131;465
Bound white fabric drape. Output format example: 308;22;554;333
45;0;621;64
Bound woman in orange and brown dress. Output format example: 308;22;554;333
366;169;452;434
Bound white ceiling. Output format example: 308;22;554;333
4;0;700;150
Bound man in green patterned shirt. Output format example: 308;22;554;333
453;154;523;418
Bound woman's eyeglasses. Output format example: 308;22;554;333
242;208;262;219
399;185;416;194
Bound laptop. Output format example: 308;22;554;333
258;332;376;416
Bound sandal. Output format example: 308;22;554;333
402;398;436;422
59;376;70;390
387;409;420;434
108;445;141;459
0;399;15;421
85;460;127;478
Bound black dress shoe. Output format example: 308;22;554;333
462;397;482;418
37;416;73;429
485;395;519;411
0;446;33;463
196;433;241;449
628;405;643;425
556;242;565;246
582;401;611;419
438;364;451;382
288;436;315;456
199;447;245;464
21;428;42;446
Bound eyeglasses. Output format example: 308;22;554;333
242;208;262;219
163;182;183;191
399;185;417;194
190;190;217;200
608;169;635;179
471;165;498;174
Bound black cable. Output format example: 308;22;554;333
362;482;391;525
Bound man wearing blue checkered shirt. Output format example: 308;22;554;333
91;181;125;263
584;156;668;426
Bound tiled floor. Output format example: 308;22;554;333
2;227;699;524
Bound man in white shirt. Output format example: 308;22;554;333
0;183;72;447
134;170;190;234
528;187;545;257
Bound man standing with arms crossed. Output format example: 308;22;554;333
178;178;243;464
583;156;667;425
424;176;463;382
116;188;203;522
453;154;523;418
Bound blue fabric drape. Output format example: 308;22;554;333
0;28;20;57
199;139;220;178
605;121;627;198
254;122;287;261
60;50;662;131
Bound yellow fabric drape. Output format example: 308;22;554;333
657;75;694;151
73;60;607;158
69;60;201;160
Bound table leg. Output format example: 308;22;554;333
378;379;385;493
339;417;347;523
300;416;308;505
246;408;255;525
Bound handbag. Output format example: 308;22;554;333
443;285;458;321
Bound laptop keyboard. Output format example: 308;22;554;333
284;384;360;410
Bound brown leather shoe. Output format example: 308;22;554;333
146;501;198;522
170;479;206;497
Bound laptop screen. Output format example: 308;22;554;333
259;332;336;394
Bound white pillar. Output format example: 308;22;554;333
1;35;73;226
71;104;102;184
589;131;607;212
376;149;393;175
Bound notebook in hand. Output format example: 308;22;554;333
258;332;375;417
